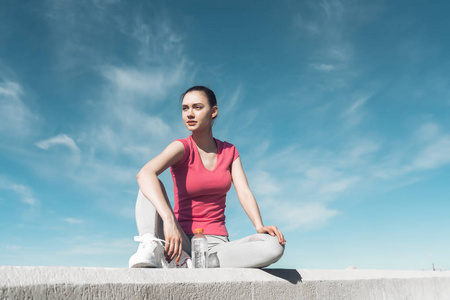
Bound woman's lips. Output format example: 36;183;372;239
187;121;197;125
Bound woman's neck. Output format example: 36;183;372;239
192;129;216;152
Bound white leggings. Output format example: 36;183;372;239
135;185;284;268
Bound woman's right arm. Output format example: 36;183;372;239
136;140;185;264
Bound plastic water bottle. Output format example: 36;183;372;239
191;228;208;268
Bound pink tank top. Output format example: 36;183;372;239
170;135;239;236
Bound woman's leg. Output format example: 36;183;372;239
134;179;191;254
209;234;284;268
135;189;163;237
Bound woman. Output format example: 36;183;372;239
129;86;285;268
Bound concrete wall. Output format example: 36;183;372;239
1;266;449;299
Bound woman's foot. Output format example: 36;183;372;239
129;233;165;268
129;233;193;268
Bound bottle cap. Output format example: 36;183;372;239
193;228;204;234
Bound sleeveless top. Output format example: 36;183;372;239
170;135;239;236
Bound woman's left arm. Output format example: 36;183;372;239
231;157;286;245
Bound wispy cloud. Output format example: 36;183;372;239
0;177;38;206
347;95;369;114
132;17;185;65
293;0;352;60
292;0;383;89
9;184;37;206
310;63;336;72
319;176;360;194
0;80;21;97
101;63;185;100
243;120;450;231
411;135;450;170
221;86;242;115
272;201;340;230
371;122;450;179
35;134;80;153
247;158;347;230
248;170;282;197
339;93;372;127
0;79;40;139
7;2;191;222
64;218;84;224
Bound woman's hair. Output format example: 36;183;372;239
181;86;218;119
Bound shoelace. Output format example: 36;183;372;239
134;236;167;252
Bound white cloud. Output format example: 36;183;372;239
0;79;39;139
76;159;137;185
249;170;281;197
61;11;189;197
263;199;340;230
9;184;37;206
101;63;185;99
345;139;380;162
310;63;336;72
242;120;450;231
64;218;84;224
340;94;371;127
408;124;450;171
412;136;450;170
114;106;172;138
415;122;441;141
132;18;184;64
347;95;369;114
247;160;346;230
23;4;188;206
35;134;80;153
371;123;450;178
293;0;382;75
292;14;320;36
0;178;38;206
0;80;21;97
299;165;360;199
319;176;360;194
320;0;345;21
221;86;242;115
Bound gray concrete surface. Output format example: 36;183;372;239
1;266;450;299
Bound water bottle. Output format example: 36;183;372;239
191;228;208;268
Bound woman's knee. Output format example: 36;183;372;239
259;234;285;262
270;235;285;258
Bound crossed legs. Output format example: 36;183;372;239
134;182;284;268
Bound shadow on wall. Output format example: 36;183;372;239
262;269;302;284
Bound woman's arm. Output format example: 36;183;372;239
231;157;286;245
136;141;185;263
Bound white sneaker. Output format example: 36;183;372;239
129;233;193;268
129;234;165;268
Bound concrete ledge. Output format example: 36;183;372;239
1;266;450;299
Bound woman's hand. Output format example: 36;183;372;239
163;217;183;264
257;225;286;246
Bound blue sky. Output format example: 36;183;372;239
1;0;449;270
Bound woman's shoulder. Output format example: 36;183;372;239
169;137;192;168
215;137;235;148
215;138;239;160
173;135;193;148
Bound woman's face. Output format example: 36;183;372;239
181;91;217;132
